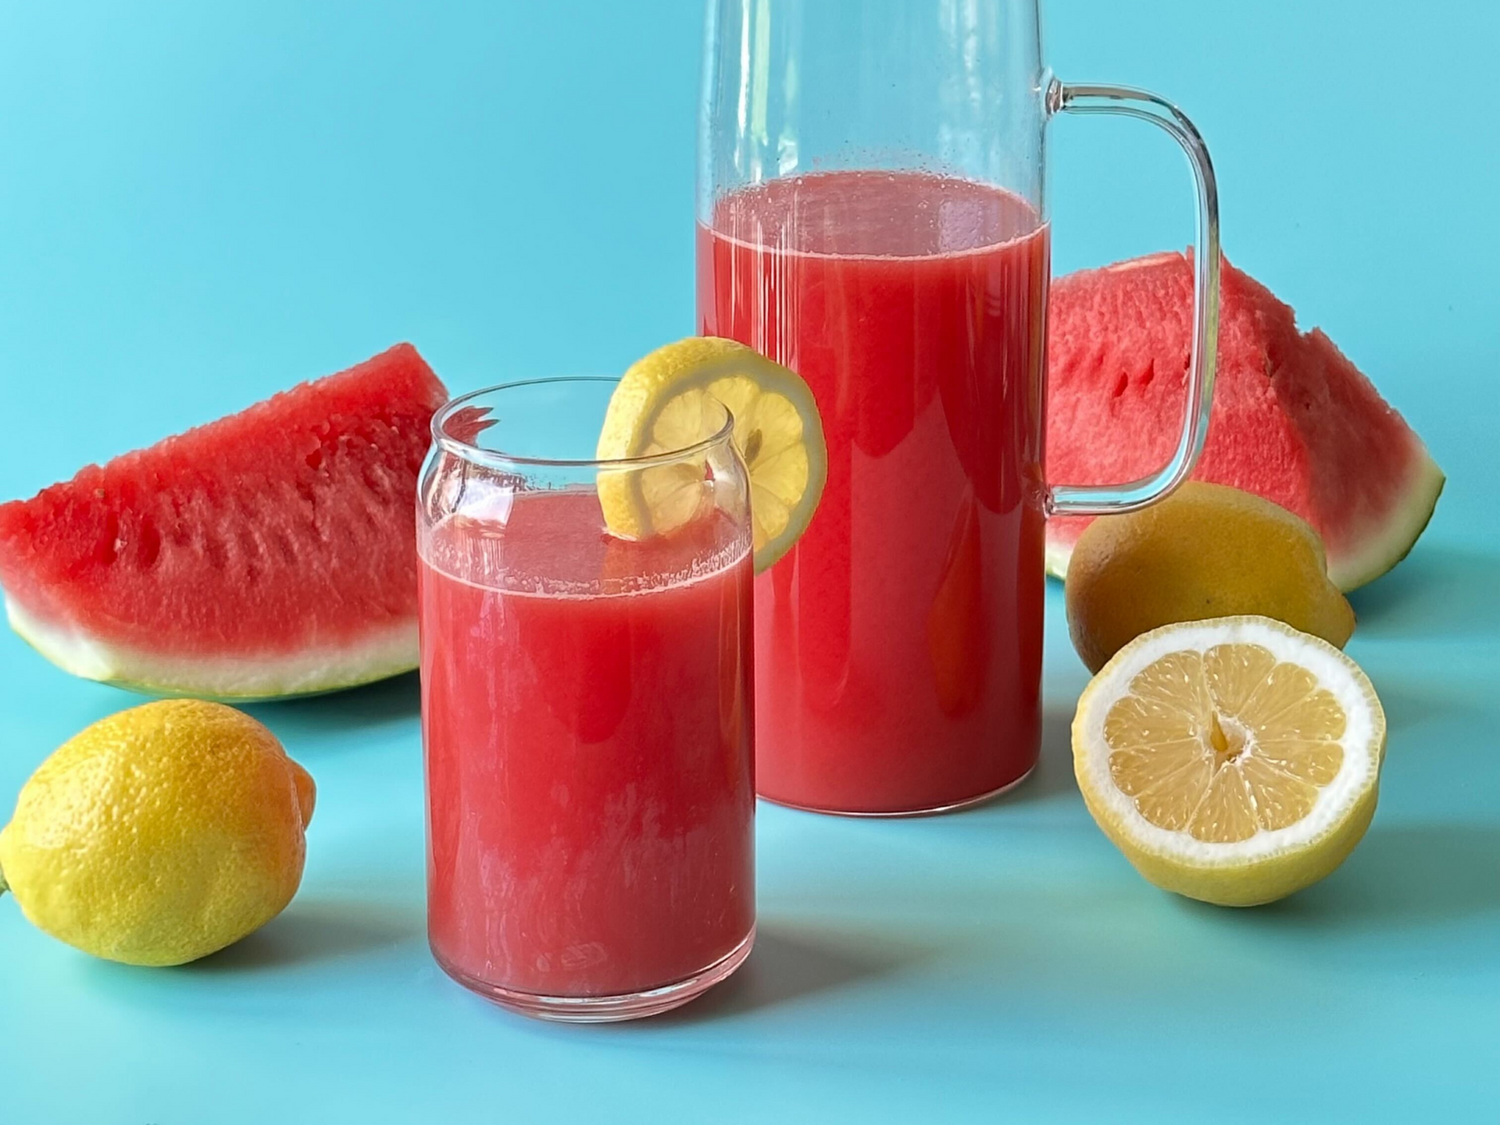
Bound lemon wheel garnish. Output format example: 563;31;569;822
1072;615;1385;907
596;337;827;573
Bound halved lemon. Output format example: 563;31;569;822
596;337;827;573
1072;615;1386;906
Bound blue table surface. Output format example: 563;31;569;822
1;1;1497;1121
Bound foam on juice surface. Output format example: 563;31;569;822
420;486;749;599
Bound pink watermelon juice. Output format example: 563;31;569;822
698;171;1051;814
419;488;755;1006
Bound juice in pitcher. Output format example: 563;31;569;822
699;171;1051;814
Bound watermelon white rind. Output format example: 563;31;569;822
4;598;416;701
1046;448;1445;592
0;343;447;699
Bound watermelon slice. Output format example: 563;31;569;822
0;344;448;699
1045;252;1443;591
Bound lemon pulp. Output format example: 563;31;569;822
1103;643;1349;841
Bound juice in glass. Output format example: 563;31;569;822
418;383;755;1020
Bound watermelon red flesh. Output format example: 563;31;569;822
0;343;448;698
1045;252;1443;591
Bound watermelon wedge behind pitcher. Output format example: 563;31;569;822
0;344;448;699
1045;253;1443;591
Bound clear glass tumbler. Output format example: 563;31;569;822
417;379;756;1021
698;0;1220;815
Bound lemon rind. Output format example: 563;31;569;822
596;338;826;574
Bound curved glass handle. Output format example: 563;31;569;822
1045;80;1221;517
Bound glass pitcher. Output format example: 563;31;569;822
698;0;1220;815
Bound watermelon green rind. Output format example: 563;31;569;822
1320;448;1444;590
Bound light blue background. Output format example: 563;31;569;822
1;1;1497;1121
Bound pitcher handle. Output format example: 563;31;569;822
1044;80;1222;517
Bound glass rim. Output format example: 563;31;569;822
430;376;736;470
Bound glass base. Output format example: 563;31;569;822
436;926;756;1023
759;762;1037;819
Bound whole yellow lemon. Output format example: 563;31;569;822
1066;482;1356;674
0;699;314;966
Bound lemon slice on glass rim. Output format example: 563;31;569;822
1072;615;1386;907
596;337;827;573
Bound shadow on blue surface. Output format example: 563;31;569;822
1369;676;1489;735
1349;545;1500;639
243;671;421;738
996;707;1079;806
184;899;422;973
1181;823;1500;944
582;923;937;1030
